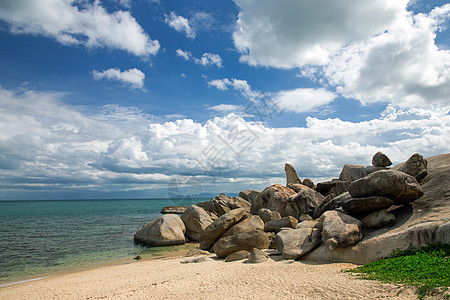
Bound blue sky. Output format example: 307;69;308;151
0;0;449;200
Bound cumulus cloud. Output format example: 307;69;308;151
165;12;195;39
1;86;449;199
92;68;145;89
232;0;450;107
176;49;223;67
206;104;243;113
0;0;160;57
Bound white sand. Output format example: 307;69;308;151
0;254;417;300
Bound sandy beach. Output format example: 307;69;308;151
0;252;418;300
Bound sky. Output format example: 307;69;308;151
0;0;449;200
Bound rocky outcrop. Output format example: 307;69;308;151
197;194;251;217
199;208;247;250
134;214;186;246
320;211;363;250
250;184;296;215
239;190;261;205
275;227;321;259
221;215;264;238
372;151;392;167
360;209;395;229
264;216;298;233
348;170;424;205
181;205;213;241
286;187;325;218
341;196;394;215
397;153;428;181
212;230;270;258
285;163;302;186
339;165;385;182
258;208;282;223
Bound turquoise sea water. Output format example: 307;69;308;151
0;198;204;286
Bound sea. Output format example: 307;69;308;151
0;198;206;286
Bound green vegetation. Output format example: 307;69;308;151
347;243;450;299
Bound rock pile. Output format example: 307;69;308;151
134;152;449;264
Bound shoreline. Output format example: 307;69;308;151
0;252;417;300
0;243;199;289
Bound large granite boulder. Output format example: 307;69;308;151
287;187;325;218
199;208;247;250
397;153;428;181
348;170;424;205
258;208;282;223
264;216;298;233
134;214;186;246
285;163;302;186
221;215;264;238
212;230;270;258
321;211;363;250
342;196;394;215
313;192;351;219
239;190;261;205
181;205;213;241
339;165;385;182
250;184;296;215
360;209;395;229
197;194;250;217
275;227;321;259
372;151;392;167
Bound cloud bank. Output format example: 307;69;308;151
0;0;160;57
0;86;448;199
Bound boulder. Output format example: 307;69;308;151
181;205;213;241
264;216;298;233
348;170;424;205
302;178;315;189
258;208;282;223
287;183;308;193
316;181;335;195
224;250;250;262
321;211;363;250
285;163;302;186
296;220;322;230
342;196;394;215
372;151;392;167
339;165;385;182
275;227;321;259
312;192;351;219
250;184;296;215
239;190;261;205
245;248;271;263
197;194;251;216
361;209;395;229
212;230;270;258
134;214;186;246
221;215;264;238
397;153;428;181
287;187;325;218
199;208;247;250
160;206;187;214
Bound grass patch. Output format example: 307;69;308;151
346;243;450;299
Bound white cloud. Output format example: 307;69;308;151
0;0;160;57
1;86;448;199
176;49;222;67
207;78;262;101
206;104;243;113
272;88;337;113
92;68;145;89
165;12;195;39
232;0;450;107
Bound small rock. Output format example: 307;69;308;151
224;250;250;262
372;151;392;167
186;248;211;257
181;256;214;264
397;153;428;181
245;248;271;263
302;178;315;189
134;255;142;260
